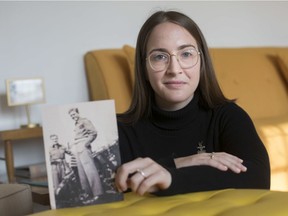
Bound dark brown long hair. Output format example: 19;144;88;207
118;11;232;124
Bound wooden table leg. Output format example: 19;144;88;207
4;140;15;183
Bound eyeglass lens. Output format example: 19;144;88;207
148;48;200;71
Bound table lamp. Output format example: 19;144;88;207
6;78;45;128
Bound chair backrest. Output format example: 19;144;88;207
210;47;288;119
84;49;133;113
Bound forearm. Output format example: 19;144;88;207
154;160;270;196
174;152;247;173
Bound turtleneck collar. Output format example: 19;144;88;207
151;91;200;130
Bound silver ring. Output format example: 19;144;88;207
210;152;215;159
136;169;147;178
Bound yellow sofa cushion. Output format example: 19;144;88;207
254;114;288;191
30;189;288;216
274;54;288;87
209;48;288;119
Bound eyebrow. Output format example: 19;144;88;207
148;44;197;55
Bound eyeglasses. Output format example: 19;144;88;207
147;47;201;72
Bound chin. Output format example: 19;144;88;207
169;94;193;102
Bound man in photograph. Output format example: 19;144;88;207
49;134;71;194
68;108;103;203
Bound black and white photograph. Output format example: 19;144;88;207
41;100;123;209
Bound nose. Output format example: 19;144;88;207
166;54;182;75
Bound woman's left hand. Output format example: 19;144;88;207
115;157;172;196
174;152;247;173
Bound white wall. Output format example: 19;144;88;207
0;1;288;180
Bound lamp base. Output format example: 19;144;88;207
21;123;41;129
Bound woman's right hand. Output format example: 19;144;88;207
115;157;172;196
174;152;247;173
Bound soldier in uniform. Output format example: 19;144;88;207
49;134;71;194
68;108;103;203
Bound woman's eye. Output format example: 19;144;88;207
152;53;168;62
181;50;193;58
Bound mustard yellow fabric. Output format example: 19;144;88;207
84;49;132;113
122;44;135;87
277;49;288;84
209;48;288;119
254;115;288;191
30;189;288;216
274;55;288;87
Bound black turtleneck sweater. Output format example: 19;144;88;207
117;94;270;196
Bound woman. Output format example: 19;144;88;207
115;10;270;196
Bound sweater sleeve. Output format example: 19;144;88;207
154;104;271;196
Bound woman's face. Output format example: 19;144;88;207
146;22;201;111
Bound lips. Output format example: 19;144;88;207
163;80;186;88
164;80;186;84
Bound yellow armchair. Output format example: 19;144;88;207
84;45;288;191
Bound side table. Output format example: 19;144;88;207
0;127;43;183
